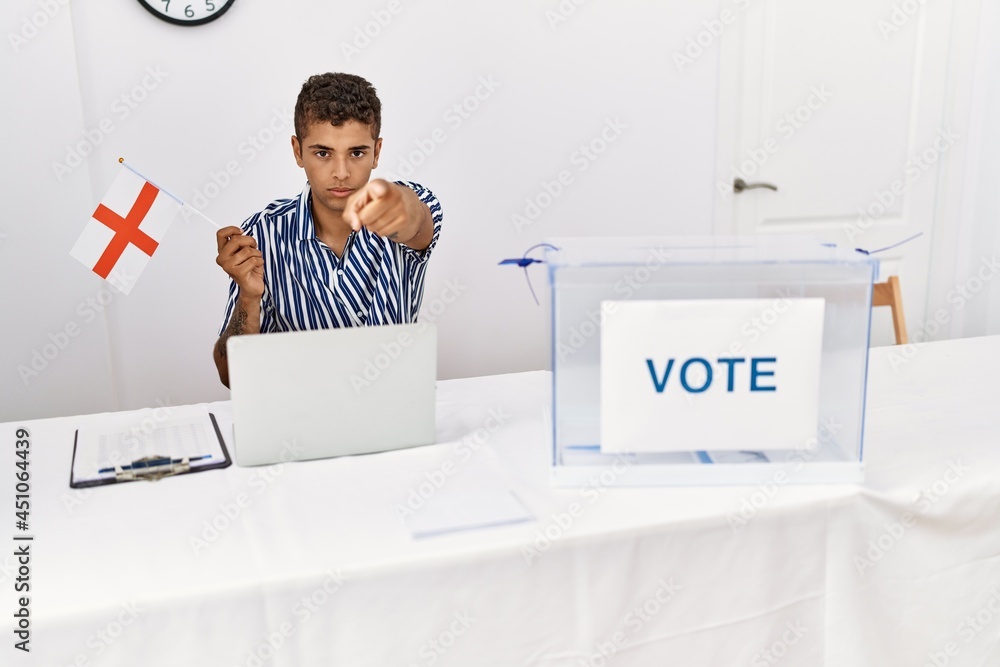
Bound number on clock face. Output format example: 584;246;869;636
138;0;235;26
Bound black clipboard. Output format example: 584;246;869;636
69;413;232;488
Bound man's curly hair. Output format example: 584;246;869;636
294;73;381;140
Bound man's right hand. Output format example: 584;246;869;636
216;226;265;300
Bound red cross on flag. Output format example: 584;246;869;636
70;166;181;295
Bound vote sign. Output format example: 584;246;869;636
599;298;826;453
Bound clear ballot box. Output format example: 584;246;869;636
545;236;878;486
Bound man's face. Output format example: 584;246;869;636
292;119;382;218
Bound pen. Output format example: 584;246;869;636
98;455;211;474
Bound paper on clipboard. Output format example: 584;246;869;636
70;405;230;487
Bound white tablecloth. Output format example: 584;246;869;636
2;336;999;666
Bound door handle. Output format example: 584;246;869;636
733;178;778;193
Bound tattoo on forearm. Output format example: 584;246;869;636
233;307;248;335
215;306;249;359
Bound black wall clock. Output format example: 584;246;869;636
136;0;236;26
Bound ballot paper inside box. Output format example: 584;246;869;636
544;236;878;486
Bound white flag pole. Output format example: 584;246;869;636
118;158;223;230
180;202;224;230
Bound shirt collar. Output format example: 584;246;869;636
295;181;359;246
295;182;316;242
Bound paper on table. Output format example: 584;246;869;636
405;489;533;539
72;405;227;485
398;447;534;539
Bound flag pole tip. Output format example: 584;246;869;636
118;157;124;163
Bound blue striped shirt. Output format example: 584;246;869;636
219;181;442;335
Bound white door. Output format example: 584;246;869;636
713;0;962;346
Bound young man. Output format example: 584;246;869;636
212;73;442;387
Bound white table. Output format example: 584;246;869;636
3;336;999;666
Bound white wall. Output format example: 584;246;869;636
2;0;721;420
951;0;1000;338
1;0;117;421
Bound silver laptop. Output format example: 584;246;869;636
227;323;436;466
